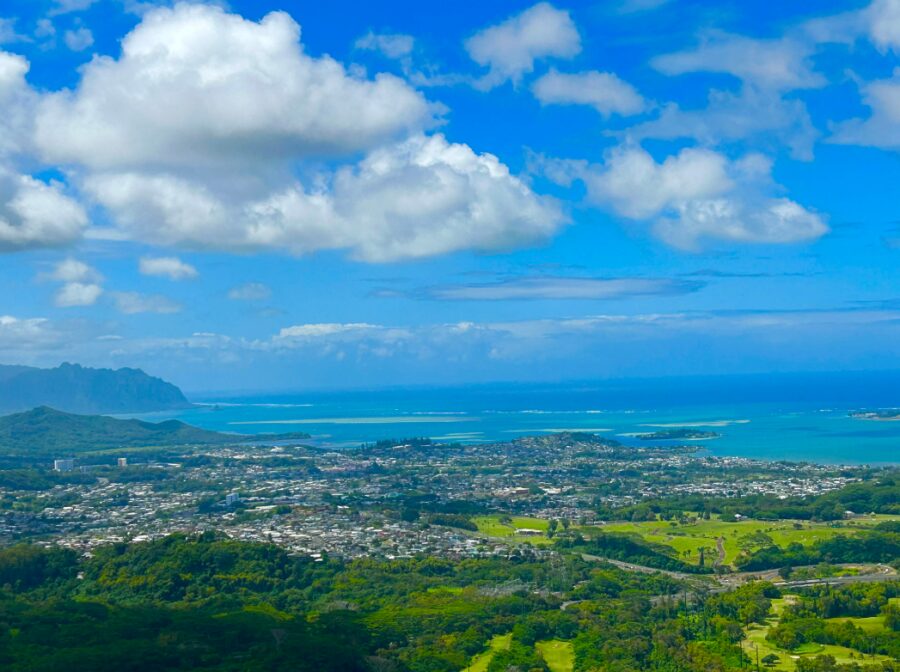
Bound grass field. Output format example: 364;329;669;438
826;615;886;633
742;597;894;671
472;516;554;545
463;635;574;672
536;640;574;672
472;512;900;566
593;514;899;567
464;633;511;672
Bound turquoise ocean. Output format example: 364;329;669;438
131;372;900;465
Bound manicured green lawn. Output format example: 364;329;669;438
536;640;574;672
827;615;886;633
472;516;553;544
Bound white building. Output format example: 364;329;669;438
54;459;75;472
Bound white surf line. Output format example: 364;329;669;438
500;428;613;433
639;419;750;428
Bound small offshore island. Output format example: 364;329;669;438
850;409;900;421
635;428;722;441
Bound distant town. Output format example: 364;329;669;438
2;433;865;561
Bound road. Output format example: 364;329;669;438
562;562;897;611
580;554;703;581
579;554;897;592
714;537;725;568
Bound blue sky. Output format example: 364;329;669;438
0;0;899;392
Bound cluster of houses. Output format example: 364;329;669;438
0;434;861;560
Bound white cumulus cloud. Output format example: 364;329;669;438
0;51;37;158
139;256;198;280
46;258;103;307
55;281;103;307
24;5;561;262
531;69;646;116
465;3;581;90
0;169;88;252
568;145;827;249
64;27;94;51
84;134;565;261
36;4;434;170
806;0;900;53
0;52;88;252
865;0;900;51
49;258;101;283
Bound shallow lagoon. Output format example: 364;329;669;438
130;371;900;464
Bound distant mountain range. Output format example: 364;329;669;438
0;363;192;415
0;406;309;455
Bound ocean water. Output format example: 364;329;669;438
131;372;900;465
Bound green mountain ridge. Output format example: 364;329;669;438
0;406;309;455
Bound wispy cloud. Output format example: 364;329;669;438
354;31;414;60
400;276;704;301
0;18;28;45
681;268;818;279
111;292;181;315
616;0;672;14
228;282;271;301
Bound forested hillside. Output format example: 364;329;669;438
0;535;897;671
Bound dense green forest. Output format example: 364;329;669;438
0;535;896;671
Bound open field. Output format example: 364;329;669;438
462;634;574;672
826;615;886;632
464;633;511;672
472;516;554;544
536;640;574;672
472;512;900;567
593;514;900;567
742;597;894;671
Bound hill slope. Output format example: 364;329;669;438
0;407;308;455
0;363;192;414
